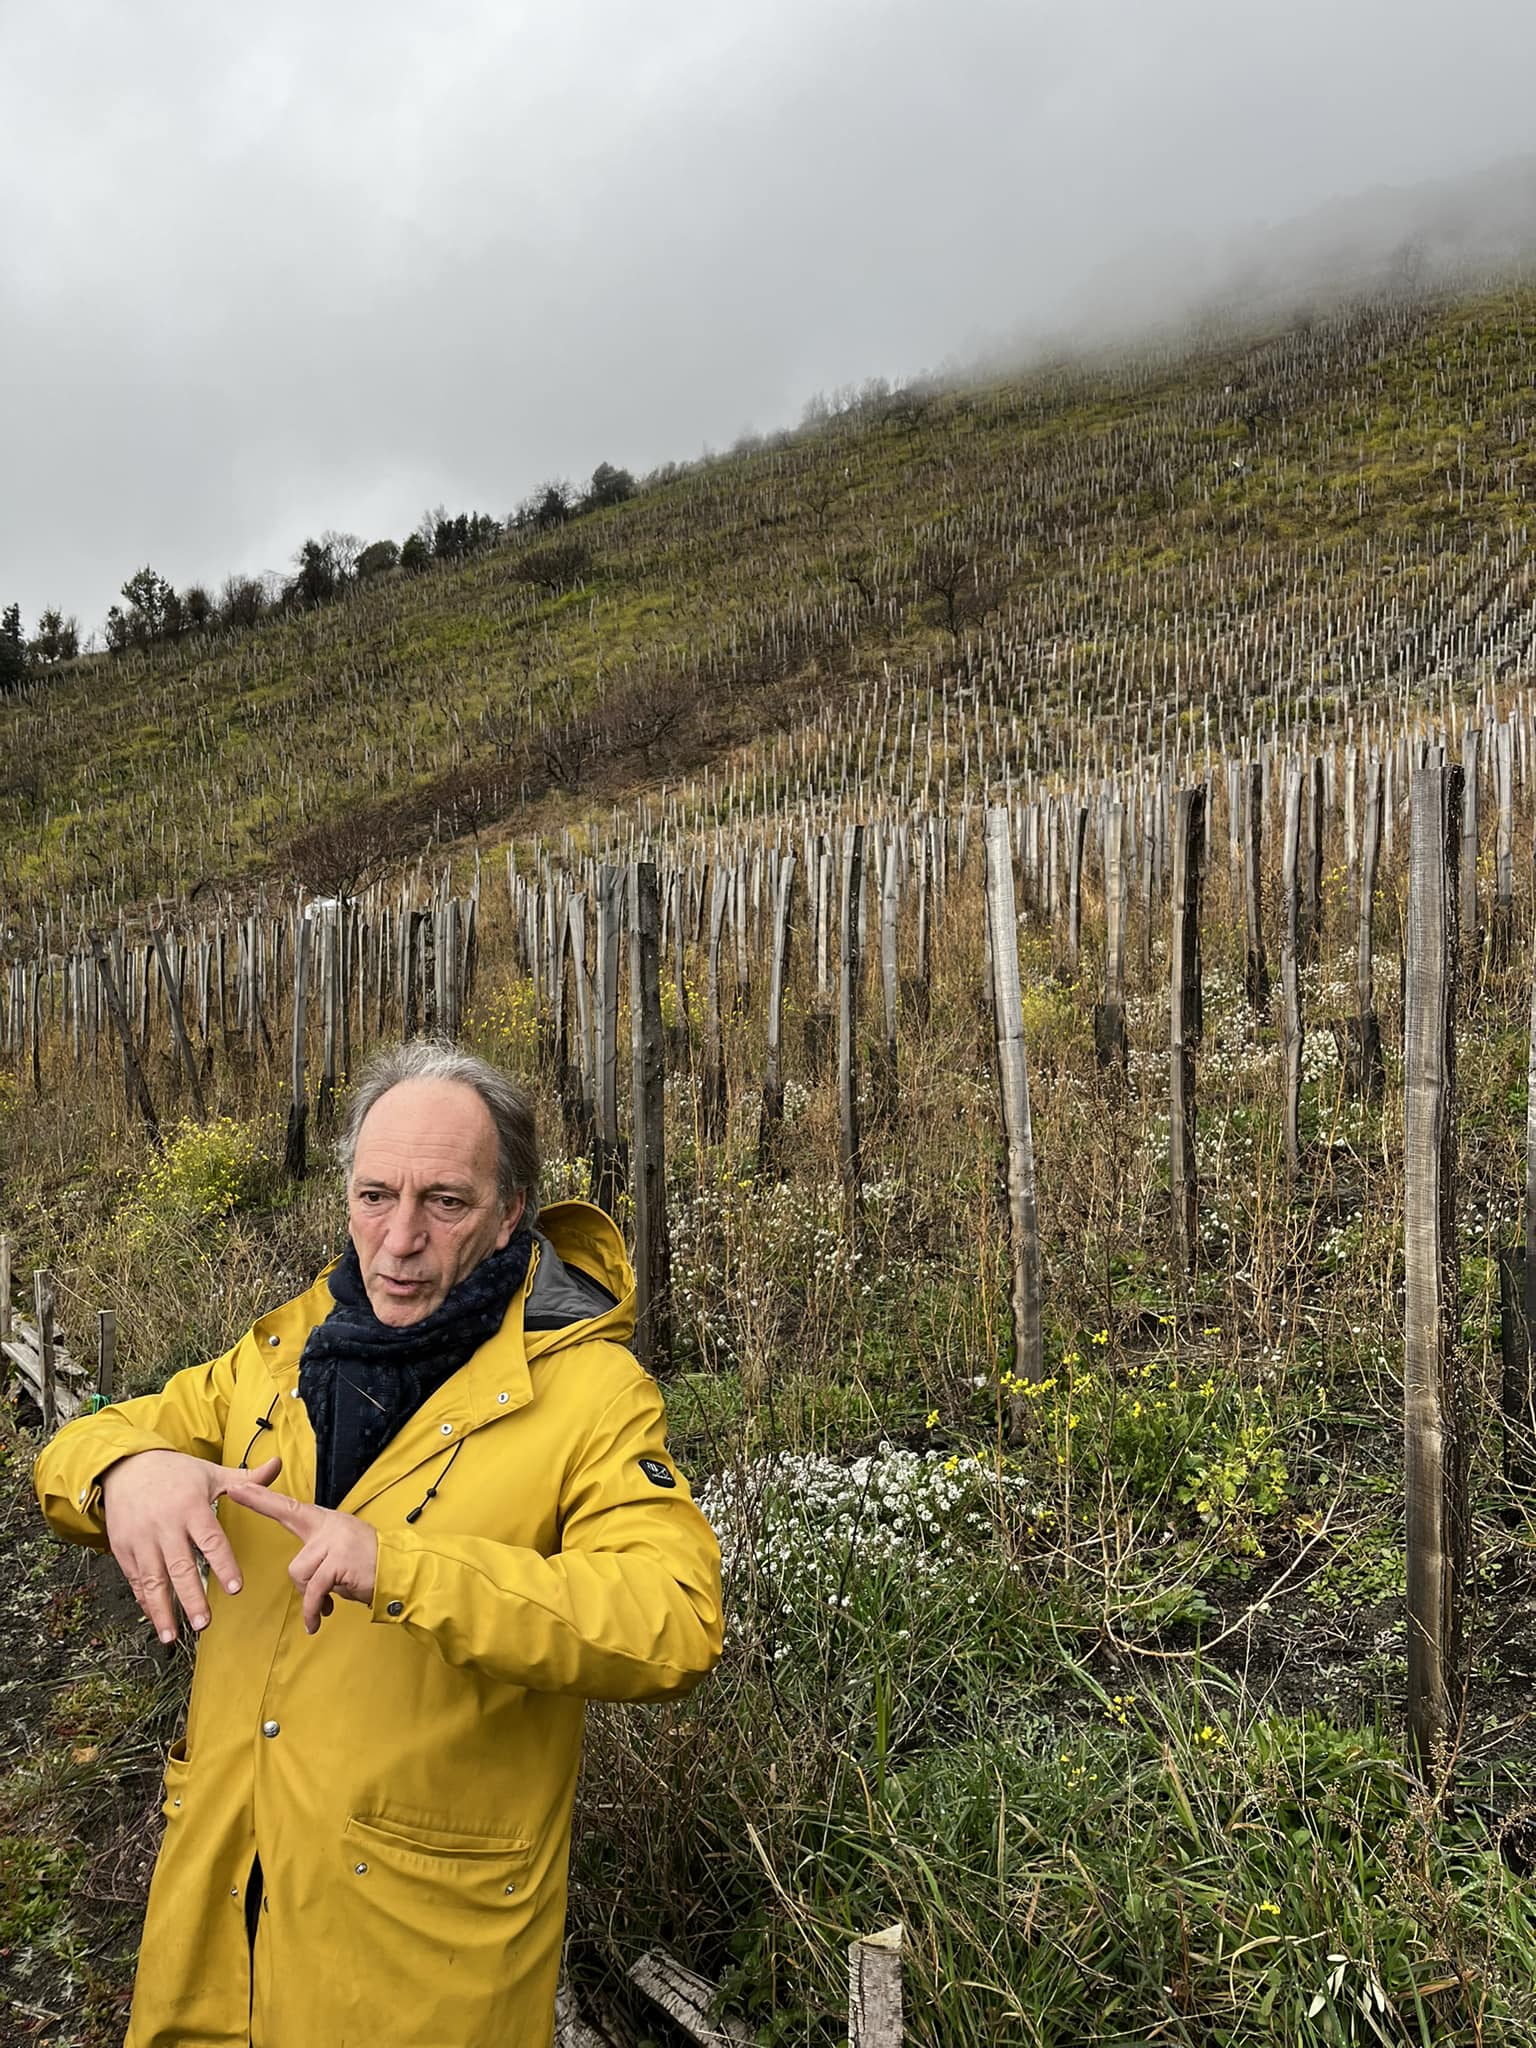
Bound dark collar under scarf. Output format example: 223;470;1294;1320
298;1226;533;1510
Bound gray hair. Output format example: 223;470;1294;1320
336;1040;541;1226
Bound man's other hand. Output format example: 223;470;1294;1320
221;1478;379;1634
101;1450;282;1644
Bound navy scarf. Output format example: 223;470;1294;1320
298;1226;533;1510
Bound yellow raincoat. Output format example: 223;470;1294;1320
34;1202;722;2048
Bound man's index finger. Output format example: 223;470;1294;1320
224;1481;310;1533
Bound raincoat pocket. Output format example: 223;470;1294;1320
345;1811;534;1867
336;1814;543;2042
160;1736;192;1821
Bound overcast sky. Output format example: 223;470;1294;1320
4;0;1536;635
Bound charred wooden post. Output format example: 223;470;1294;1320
0;1236;10;1346
837;824;866;1235
1403;760;1467;1776
628;862;672;1373
983;806;1043;1424
1349;751;1385;1101
1066;801;1088;977
758;852;796;1173
1280;762;1304;1175
1304;752;1324;966
1093;801;1128;1070
1169;787;1206;1278
95;945;160;1143
150;928;207;1121
1243;760;1269;1013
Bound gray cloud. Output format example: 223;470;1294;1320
4;0;1536;632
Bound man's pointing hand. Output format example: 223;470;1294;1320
222;1476;379;1634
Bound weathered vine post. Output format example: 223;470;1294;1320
1066;801;1088;977
1493;720;1515;964
34;1269;57;1438
592;865;626;1215
1499;920;1536;1505
701;865;730;1143
1303;752;1324;966
284;910;311;1181
838;825;866;1236
878;836;900;1105
1351;752;1385;1101
1403;760;1467;1774
1459;725;1481;974
1169;788;1206;1279
96;1309;116;1407
628;862;671;1372
1093;801;1128;1069
95;944;160;1143
758;852;796;1172
983;806;1043;1428
1243;760;1269;1012
848;1924;904;2048
1280;763;1304;1174
150;928;207;1120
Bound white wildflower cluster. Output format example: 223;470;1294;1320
669;1178;856;1365
1300;1027;1341;1082
780;1078;812;1125
697;1445;1027;1621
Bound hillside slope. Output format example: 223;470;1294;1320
4;281;1536;919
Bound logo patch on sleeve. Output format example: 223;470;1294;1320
638;1457;677;1489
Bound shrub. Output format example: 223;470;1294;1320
117;1117;267;1250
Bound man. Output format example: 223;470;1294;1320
34;1041;723;2048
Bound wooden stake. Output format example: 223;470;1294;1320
629;862;671;1372
837;824;865;1235
149;928;208;1121
984;806;1043;1412
34;1269;57;1437
1403;759;1466;1774
849;1923;904;2048
95;946;160;1142
96;1309;116;1406
1280;762;1304;1174
285;911;311;1180
758;851;796;1172
1169;787;1206;1278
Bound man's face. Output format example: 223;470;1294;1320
347;1078;525;1327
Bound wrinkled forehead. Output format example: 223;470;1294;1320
352;1078;500;1179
